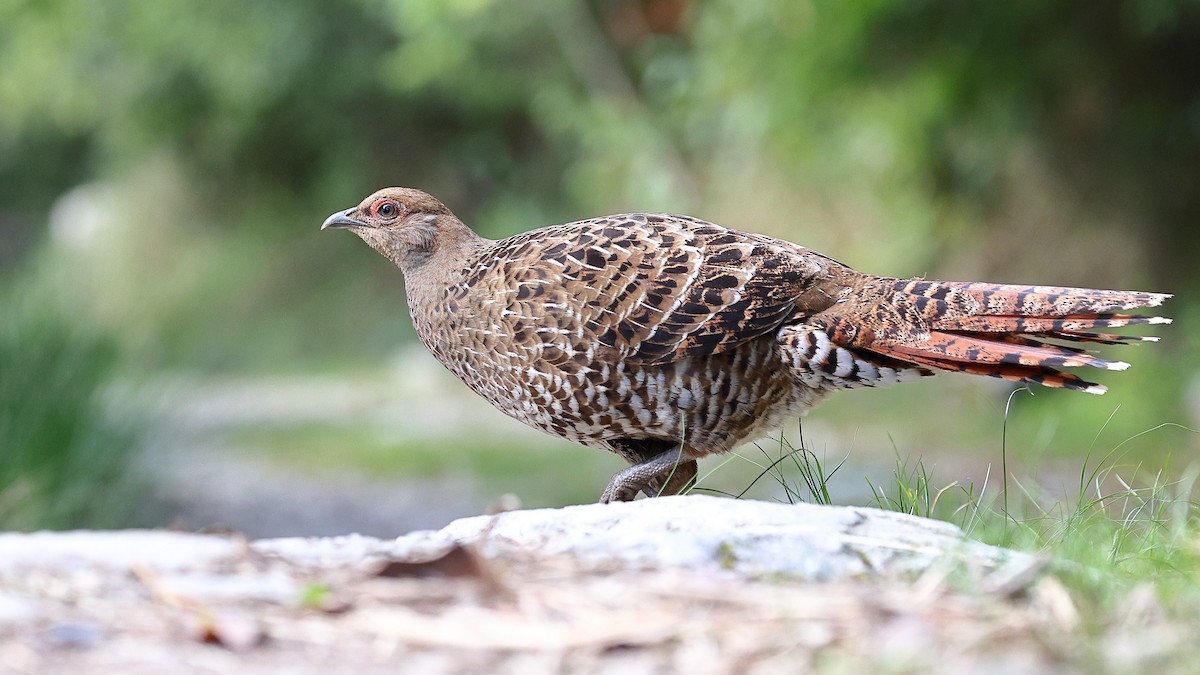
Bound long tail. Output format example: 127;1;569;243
836;280;1171;394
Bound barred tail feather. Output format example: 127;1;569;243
863;280;1171;394
877;346;1108;394
914;281;1171;314
877;331;1111;393
935;313;1170;333
1027;330;1161;345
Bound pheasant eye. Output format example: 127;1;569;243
377;201;398;219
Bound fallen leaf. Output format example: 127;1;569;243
188;612;266;652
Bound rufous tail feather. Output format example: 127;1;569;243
864;280;1171;394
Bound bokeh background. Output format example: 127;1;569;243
2;0;1197;535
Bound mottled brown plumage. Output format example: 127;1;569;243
323;188;1171;502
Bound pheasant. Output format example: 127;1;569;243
322;188;1170;503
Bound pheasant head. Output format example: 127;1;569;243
321;187;475;271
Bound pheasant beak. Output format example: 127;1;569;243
321;209;364;230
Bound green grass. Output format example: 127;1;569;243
732;414;1200;666
693;422;844;506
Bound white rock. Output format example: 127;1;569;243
0;497;1027;583
260;495;1028;580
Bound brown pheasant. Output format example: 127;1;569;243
323;188;1170;503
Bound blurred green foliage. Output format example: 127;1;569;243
2;0;1195;301
0;276;144;529
0;0;1197;523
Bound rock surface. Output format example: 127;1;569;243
0;496;1064;674
260;494;1027;580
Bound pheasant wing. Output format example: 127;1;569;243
489;214;839;366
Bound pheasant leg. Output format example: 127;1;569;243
647;459;698;498
599;447;694;503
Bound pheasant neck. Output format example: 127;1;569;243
400;216;491;304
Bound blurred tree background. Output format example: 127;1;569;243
1;0;1197;533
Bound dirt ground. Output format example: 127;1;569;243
0;539;1068;674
